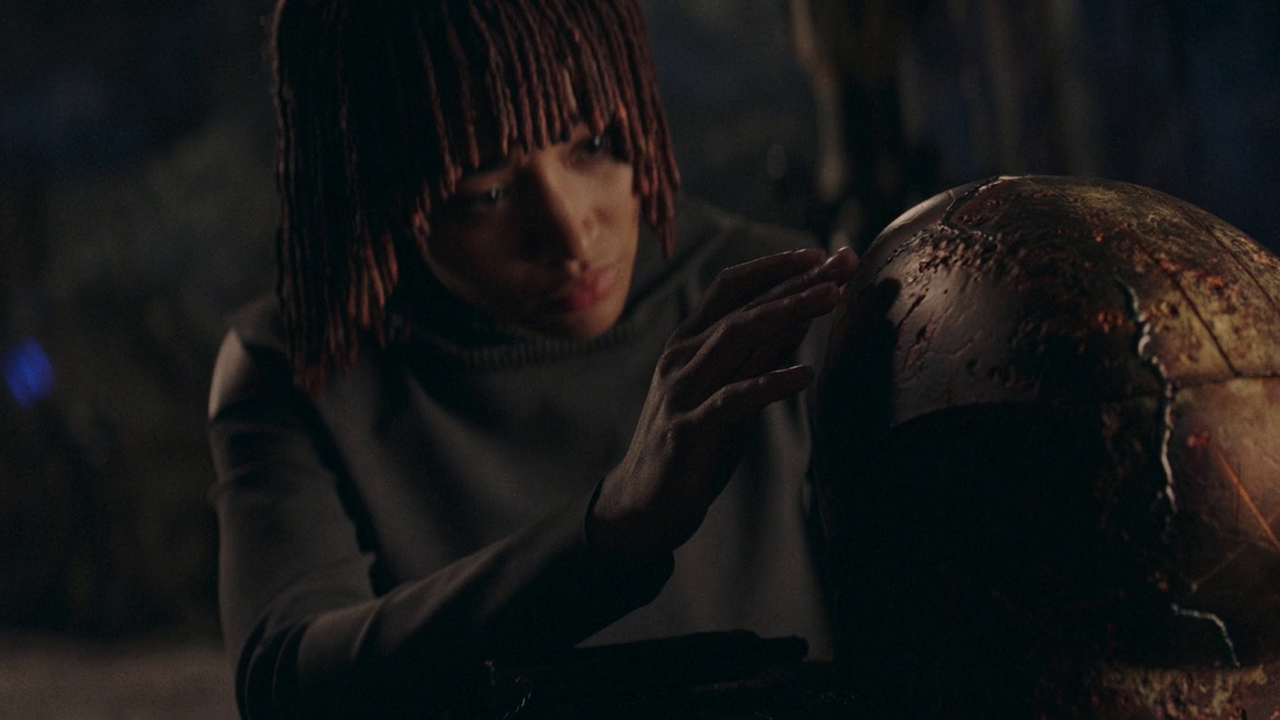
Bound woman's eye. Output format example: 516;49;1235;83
579;132;612;157
455;187;507;213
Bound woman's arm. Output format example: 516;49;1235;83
208;246;857;719
209;334;671;719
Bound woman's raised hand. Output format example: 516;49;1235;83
588;247;859;564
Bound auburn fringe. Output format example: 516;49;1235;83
271;0;679;393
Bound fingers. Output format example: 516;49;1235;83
665;276;835;404
678;248;826;339
587;248;857;564
733;320;812;383
677;245;857;341
692;364;815;431
739;246;858;315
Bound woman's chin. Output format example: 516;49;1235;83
533;289;629;341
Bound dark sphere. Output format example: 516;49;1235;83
812;176;1280;717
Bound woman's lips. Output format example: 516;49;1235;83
553;266;618;313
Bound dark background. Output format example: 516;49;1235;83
1;0;1277;716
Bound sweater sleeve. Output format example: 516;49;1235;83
207;330;674;720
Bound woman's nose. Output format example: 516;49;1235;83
525;166;595;264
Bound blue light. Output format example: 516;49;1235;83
4;337;54;409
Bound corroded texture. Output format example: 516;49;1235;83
812;176;1280;718
1089;660;1280;720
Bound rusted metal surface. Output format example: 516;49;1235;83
812;176;1280;717
1088;660;1280;720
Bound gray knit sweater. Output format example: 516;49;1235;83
207;200;831;719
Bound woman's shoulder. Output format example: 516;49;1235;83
223;294;289;355
207;294;295;421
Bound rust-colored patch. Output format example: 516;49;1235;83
1092;663;1276;720
816;176;1280;717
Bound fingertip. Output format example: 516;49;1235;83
771;363;815;390
789;248;829;273
792;363;816;383
824;246;859;273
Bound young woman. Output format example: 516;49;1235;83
207;0;857;716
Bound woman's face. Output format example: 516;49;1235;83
422;123;641;340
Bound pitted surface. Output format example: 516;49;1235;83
814;175;1280;718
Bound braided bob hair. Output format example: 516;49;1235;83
271;0;680;392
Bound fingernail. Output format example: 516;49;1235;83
803;281;839;302
830;247;860;269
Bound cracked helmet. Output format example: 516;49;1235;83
812;176;1280;718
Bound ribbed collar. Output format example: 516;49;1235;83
388;216;684;372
